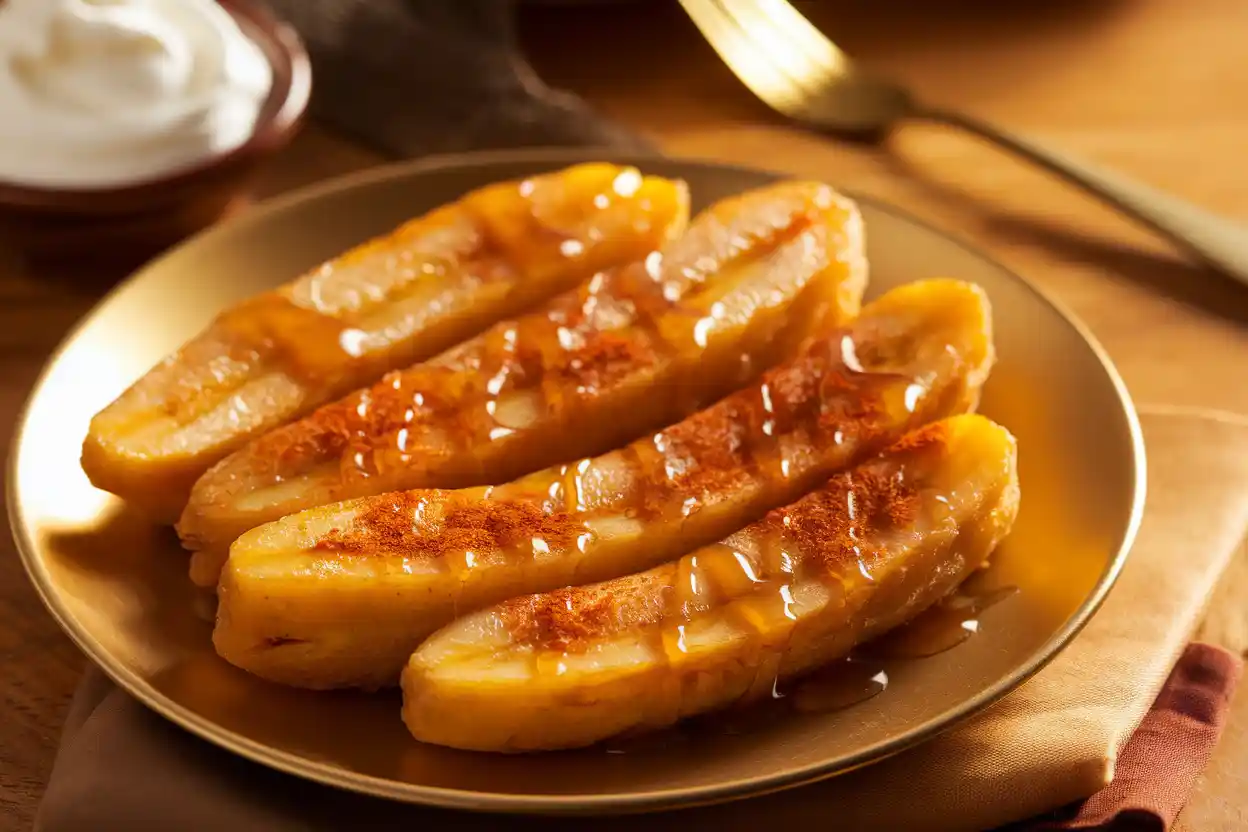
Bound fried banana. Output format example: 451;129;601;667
182;180;869;585
402;414;1019;752
81;163;691;520
214;279;991;689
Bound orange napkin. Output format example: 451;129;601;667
35;409;1248;831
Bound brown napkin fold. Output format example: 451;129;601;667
34;409;1248;831
1012;643;1242;831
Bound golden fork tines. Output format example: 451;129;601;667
402;413;1020;752
214;278;992;690
180;180;869;586
81;163;691;520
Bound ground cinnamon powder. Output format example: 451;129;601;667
886;420;951;455
765;343;825;416
853;468;921;530
656;396;757;499
250;371;441;478
763;422;945;576
554;329;653;393
758;335;890;437
639;341;835;513
637;334;897;516
313;491;582;558
507;587;620;653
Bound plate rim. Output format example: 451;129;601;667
7;146;1147;816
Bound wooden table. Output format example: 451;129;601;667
2;1;1245;829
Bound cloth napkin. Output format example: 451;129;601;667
34;409;1248;831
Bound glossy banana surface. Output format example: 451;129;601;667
402;414;1019;752
214;279;990;689
82;163;690;520
183;180;869;585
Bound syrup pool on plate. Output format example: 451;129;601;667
861;584;1020;659
599;580;1019;752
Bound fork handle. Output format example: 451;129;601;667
916;106;1248;287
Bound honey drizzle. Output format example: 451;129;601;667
561;459;592;513
333;258;687;482
598;576;1015;751
324;195;836;483
210;172;577;399
338;323;942;584
214;293;367;390
526;441;926;659
234;167;678;481
510;434;1020;749
617;329;930;527
538;264;674;410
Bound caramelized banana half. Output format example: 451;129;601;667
213;279;990;689
81;163;691;520
402;414;1019;752
182;181;869;585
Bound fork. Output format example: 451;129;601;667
679;0;1248;287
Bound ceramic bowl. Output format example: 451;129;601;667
0;0;312;267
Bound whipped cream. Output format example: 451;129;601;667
0;0;273;189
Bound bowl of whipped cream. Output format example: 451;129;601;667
0;0;310;262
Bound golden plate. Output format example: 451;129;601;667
8;150;1144;815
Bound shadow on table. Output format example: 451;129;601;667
878;146;1248;327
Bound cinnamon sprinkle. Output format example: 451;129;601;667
853;468;920;530
620;333;904;517
553;329;653;393
765;345;824;415
506;587;620;653
249;363;466;478
763;446;928;578
636;338;840;509
885;421;951;455
313;491;583;558
251;418;350;479
253;275;664;478
817;369;889;435
654;397;757;501
761;336;887;436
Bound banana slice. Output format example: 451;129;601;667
213;279;991;689
402;414;1019;752
182;181;869;585
81;163;691;520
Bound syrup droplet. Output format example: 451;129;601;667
534;651;569;678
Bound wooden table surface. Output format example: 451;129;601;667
2;1;1245;829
